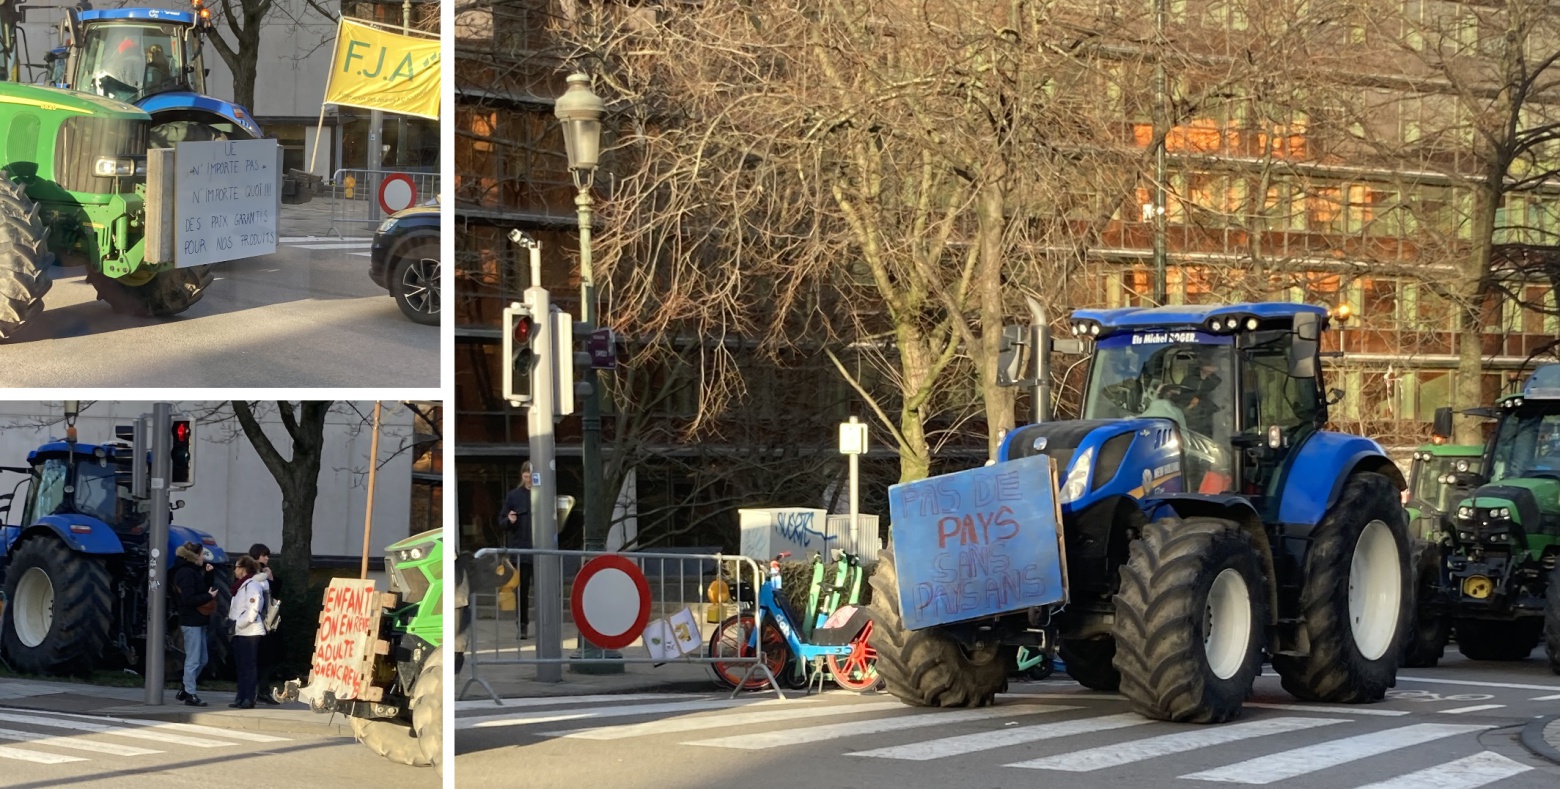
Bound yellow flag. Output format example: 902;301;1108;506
323;19;441;119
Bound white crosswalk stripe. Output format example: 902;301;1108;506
550;700;906;741
850;711;1152;761
1348;751;1533;789
0;708;292;768
0;726;162;756
685;703;1076;750
0;743;86;764
1179;723;1492;784
1008;716;1347;772
458;697;790;731
277;235;372;256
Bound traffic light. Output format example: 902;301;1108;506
170;416;195;487
503;297;540;408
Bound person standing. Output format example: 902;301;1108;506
498;462;534;639
228;555;269;709
248;543;282;705
170;542;216;707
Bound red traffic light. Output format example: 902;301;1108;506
173;422;191;442
513;316;535;345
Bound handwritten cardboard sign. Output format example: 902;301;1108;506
887;455;1066;630
307;578;381;701
174;139;279;267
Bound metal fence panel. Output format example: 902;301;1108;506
326;168;441;237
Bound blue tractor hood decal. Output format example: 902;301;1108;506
138;92;264;139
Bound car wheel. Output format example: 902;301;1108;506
390;241;439;325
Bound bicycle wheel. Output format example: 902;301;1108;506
708;613;788;690
826;620;882;692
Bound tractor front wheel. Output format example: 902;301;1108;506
1453;618;1543;661
412;646;443;773
1272;472;1412;703
1058;638;1121;691
0;172;53;341
87;266;215;318
1112;517;1268;723
0;537;112;675
1401;541;1450;668
864;545;1009;707
1545;566;1560;675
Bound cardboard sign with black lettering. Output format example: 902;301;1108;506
307;578;381;701
886;454;1066;630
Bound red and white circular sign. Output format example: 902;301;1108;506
378;173;417;214
570;555;651;650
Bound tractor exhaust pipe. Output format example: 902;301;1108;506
1026;296;1050;424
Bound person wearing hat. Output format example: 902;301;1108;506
170;542;217;707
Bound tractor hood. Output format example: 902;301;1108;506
1458;477;1560;521
170;524;228;565
0;83;150;120
1000;418;1184;512
139;92;264;139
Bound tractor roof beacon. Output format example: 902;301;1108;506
867;301;1414;724
0;433;232;679
1424;363;1560;672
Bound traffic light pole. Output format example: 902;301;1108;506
144;403;172;704
526;285;563;683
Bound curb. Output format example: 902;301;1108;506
1522;715;1560;766
454;676;716;701
0;700;352;738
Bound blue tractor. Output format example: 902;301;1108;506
867;303;1413;723
0;432;231;678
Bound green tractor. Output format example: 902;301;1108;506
1405;443;1484;541
1413;365;1560;673
1;0;213;340
281;528;450;772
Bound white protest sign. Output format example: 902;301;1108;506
174;139;279;267
307;578;381;701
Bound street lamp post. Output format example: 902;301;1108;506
557;71;621;673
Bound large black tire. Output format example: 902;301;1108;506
411;646;443;773
1059;638;1121;691
1401;540;1450;668
0;537;112;676
352;716;429;767
865;545;1009;707
0;173;53;340
1272;472;1413;703
1113;517;1269;723
1453;618;1543;661
1545;566;1560;675
86;265;215;317
390;241;439;325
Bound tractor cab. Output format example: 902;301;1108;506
9;441;144;535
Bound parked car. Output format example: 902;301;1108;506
371;205;440;325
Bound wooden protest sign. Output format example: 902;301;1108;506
307;578;383;701
886;454;1066;630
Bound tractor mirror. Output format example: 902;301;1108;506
1432;407;1453;440
1289;312;1319;378
996;325;1026;387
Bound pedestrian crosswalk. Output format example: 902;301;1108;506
456;691;1545;788
0;708;288;765
278;235;373;257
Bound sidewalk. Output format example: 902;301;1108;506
0;677;352;737
1524;715;1560;767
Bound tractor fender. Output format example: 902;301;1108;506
24;516;125;554
1276;431;1406;527
169;524;228;565
1142;494;1278;624
138;92;265;139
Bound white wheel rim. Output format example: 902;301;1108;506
1204;568;1253;680
1349;519;1402;661
14;566;54;648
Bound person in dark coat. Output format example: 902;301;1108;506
170;542;216;707
248;543;283;704
498;462;534;639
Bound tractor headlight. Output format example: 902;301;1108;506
1458;506;1473;519
1497;507;1510;519
391;539;438;565
94;156;136;177
1058;446;1094;504
1456;460;1470;472
1244;317;1259;331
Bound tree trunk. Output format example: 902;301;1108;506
1454;182;1500;445
976;181;1015;458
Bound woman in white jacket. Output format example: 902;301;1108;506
228;555;269;709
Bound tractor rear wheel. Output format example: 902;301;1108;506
0;537;112;676
1545;567;1560;675
865;545;1009;707
1272;472;1412;703
352;716;428;767
0;173;53;341
1112;517;1268;723
1058;638;1121;691
412;646;443;773
1401;541;1450;668
87;266;215;317
1453;618;1542;661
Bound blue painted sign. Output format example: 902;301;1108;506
887;455;1066;630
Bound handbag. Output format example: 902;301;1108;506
196;599;217;617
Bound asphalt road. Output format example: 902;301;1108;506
454;650;1560;789
0;236;439;388
0;705;436;789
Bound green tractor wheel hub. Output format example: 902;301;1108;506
1349;519;1402;661
13;566;55;648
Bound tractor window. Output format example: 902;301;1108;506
32;459;68;520
74;460;121;524
1489;409;1560;481
1241;342;1320;436
78;23;183;101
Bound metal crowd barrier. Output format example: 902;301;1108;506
458;548;778;704
326;168;441;237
